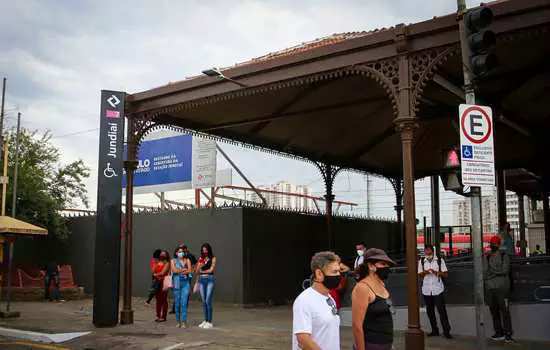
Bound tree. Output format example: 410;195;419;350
4;129;90;240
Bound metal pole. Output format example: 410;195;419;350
210;187;216;208
497;170;507;229
195;189;201;208
366;174;371;217
517;194;526;257
458;0;487;346
6;239;13;313
0;78;6;148
12;113;21;217
448;227;454;257
216;144;267;206
543;193;550;255
120;118;138;324
423;216;427;245
431;176;441;256
1;140;8;216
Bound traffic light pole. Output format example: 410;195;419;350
457;1;487;348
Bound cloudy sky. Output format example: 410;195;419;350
0;0;482;225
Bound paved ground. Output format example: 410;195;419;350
0;298;548;349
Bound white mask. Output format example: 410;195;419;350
357;250;364;257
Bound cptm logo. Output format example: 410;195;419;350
107;94;120;108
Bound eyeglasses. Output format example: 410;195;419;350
326;297;338;315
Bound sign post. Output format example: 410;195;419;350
93;90;125;327
459;104;495;186
457;2;493;347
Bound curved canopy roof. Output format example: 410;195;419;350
126;0;550;191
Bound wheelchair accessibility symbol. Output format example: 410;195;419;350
103;162;118;178
462;145;473;159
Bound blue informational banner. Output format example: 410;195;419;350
123;134;192;193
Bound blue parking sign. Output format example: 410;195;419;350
462;145;473;159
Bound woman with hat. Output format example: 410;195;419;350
352;248;396;350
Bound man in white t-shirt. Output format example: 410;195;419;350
354;242;366;270
293;251;341;350
418;245;452;339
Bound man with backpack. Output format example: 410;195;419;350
418;245;452;339
484;235;514;343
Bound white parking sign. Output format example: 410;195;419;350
459;104;495;186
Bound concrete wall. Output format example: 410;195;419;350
242;208;400;304
12;207;399;305
73;209;245;303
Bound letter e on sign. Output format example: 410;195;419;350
459;104;495;187
460;105;492;144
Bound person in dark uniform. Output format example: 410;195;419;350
352;248;395;350
485;235;514;343
43;261;63;302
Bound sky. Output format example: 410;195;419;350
0;0;483;225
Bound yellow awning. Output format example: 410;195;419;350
0;216;48;236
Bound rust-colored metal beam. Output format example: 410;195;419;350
221;185;357;206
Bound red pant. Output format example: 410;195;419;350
155;289;168;320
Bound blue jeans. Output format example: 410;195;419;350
173;279;190;322
44;274;60;301
199;275;215;322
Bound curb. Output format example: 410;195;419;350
0;327;91;343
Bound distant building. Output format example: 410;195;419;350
248;181;312;210
452;195;498;233
452;190;531;235
506;191;521;232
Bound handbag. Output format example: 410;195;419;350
162;274;173;291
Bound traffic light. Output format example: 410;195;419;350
464;7;497;77
440;148;465;193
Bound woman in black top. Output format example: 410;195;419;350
352;248;396;350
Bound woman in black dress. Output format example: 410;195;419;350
352;248;396;350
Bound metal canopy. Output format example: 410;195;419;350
118;0;550;342
126;0;550;185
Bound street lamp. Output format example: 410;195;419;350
201;67;249;88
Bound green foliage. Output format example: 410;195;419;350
4;129;90;240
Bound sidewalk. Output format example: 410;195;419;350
0;298;547;349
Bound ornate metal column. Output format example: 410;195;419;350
315;162;342;250
389;177;404;254
394;30;424;349
120;118;138;325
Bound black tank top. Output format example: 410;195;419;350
363;283;393;345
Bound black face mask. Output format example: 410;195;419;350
490;245;499;252
321;274;341;290
375;267;391;280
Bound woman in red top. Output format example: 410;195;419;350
153;250;170;322
329;262;350;310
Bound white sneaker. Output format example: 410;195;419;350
204;322;213;329
198;321;207;328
